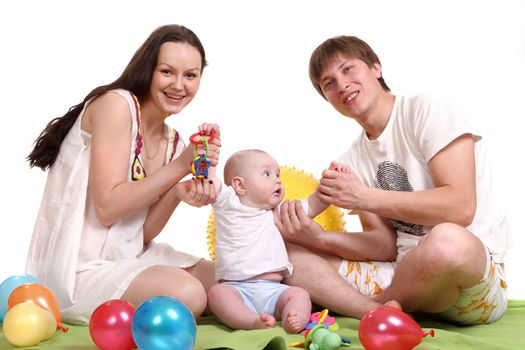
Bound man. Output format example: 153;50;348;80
275;35;510;324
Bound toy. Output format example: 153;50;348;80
308;327;348;350
289;309;351;350
131;296;196;350
0;274;39;322
189;131;214;179
89;299;136;350
2;302;56;347
7;282;67;331
304;310;339;332
358;305;435;350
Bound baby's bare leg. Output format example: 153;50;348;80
275;286;311;333
207;283;276;330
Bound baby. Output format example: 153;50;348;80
207;149;325;333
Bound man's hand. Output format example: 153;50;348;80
274;199;325;250
317;166;370;210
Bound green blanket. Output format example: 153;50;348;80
1;300;524;349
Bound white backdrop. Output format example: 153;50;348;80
1;0;524;299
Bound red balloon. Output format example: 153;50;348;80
358;306;434;350
89;299;136;350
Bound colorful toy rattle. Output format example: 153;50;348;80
304;310;339;332
189;131;214;179
289;309;351;350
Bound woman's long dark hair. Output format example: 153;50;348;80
27;24;207;170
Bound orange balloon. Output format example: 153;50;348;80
7;283;64;329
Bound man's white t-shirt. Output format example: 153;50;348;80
338;95;510;263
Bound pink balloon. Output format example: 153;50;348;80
358;306;434;350
89;300;136;350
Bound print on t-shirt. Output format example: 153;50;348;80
374;161;424;236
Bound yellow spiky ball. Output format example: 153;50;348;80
206;165;346;261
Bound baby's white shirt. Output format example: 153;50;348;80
212;186;309;281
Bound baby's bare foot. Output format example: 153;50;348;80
252;313;276;329
283;310;304;333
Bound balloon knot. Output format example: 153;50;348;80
426;329;435;337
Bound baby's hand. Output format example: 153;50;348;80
196;123;221;167
328;161;351;174
198;123;221;138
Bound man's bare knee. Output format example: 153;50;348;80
414;224;486;286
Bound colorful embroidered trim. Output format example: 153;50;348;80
130;93;179;181
131;94;146;181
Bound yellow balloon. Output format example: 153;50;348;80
42;309;57;340
207;165;346;260
2;302;53;347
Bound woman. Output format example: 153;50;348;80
26;24;220;324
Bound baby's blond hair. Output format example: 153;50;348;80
223;149;269;185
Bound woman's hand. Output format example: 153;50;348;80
174;178;217;207
273;199;325;250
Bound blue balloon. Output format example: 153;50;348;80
132;296;196;350
0;274;40;322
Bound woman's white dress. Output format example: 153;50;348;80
26;89;200;324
